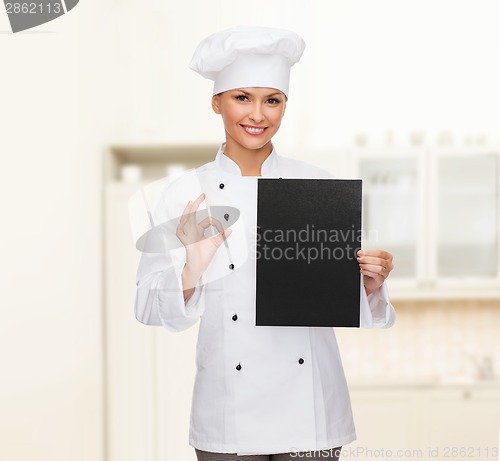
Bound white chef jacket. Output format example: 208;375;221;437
135;143;396;455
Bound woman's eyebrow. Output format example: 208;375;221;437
236;90;282;98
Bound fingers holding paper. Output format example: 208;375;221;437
357;249;394;295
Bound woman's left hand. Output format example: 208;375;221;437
357;249;394;296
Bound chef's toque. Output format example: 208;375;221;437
188;25;305;98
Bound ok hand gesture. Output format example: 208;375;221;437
176;193;232;292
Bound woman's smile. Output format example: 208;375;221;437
240;124;268;136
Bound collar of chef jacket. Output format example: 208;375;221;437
194;142;279;285
214;142;279;177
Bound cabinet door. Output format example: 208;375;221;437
105;184;161;461
359;154;424;283
432;151;499;284
349;389;420;460
422;388;500;460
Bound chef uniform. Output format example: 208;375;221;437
134;26;396;456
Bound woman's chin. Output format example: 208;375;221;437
238;137;273;151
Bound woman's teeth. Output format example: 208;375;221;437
243;126;266;134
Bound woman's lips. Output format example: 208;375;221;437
240;125;268;136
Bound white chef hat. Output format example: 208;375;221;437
189;26;306;98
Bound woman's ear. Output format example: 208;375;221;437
212;94;221;114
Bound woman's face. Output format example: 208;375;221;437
211;87;286;152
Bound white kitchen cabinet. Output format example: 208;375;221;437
431;151;499;289
349;389;420;460
349;384;500;461
422;387;500;461
358;151;425;286
354;148;500;299
104;182;158;461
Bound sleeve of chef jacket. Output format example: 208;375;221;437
359;275;396;328
134;185;206;332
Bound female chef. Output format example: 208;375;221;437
135;26;396;461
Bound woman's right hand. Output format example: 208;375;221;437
176;193;232;292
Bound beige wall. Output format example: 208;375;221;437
0;3;109;461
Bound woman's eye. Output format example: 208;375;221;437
235;95;248;101
267;98;281;104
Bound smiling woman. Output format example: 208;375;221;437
134;25;396;461
211;88;287;175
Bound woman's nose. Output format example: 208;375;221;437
249;104;265;123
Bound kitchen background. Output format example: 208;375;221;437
1;1;499;461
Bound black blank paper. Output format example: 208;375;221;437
256;179;362;327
